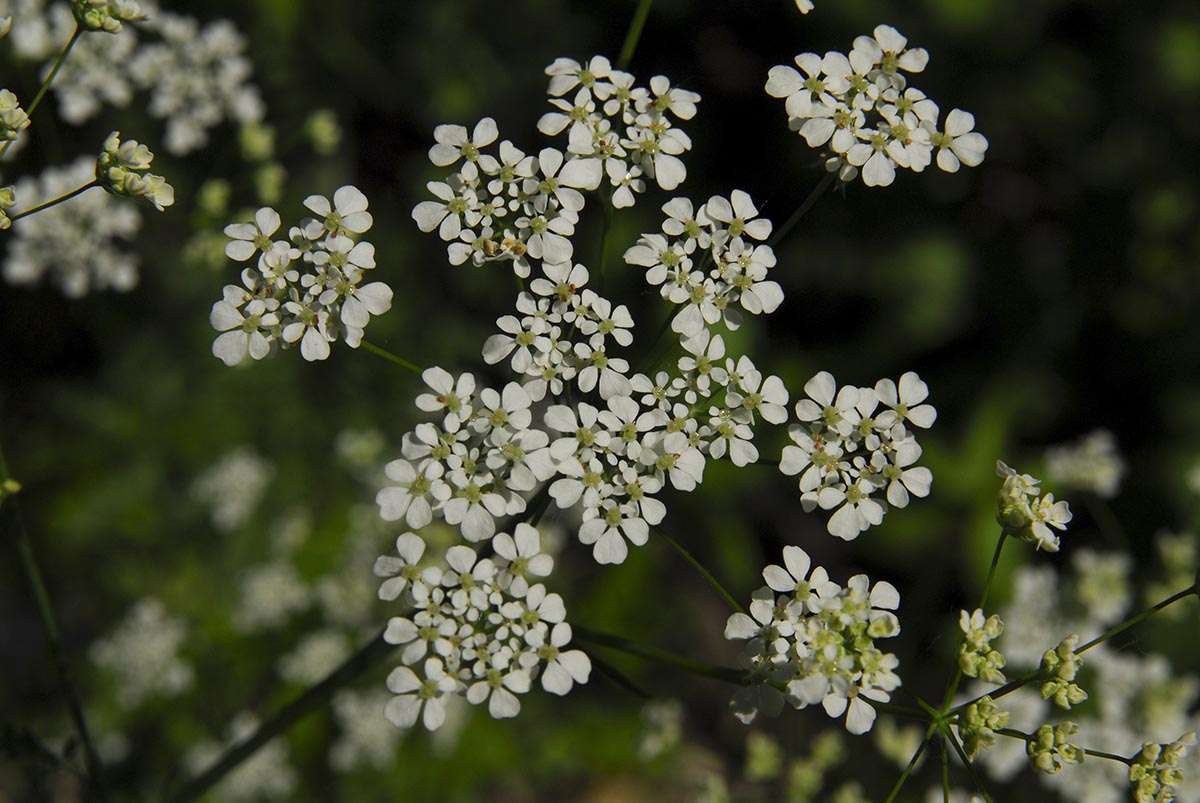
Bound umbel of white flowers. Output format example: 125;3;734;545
96;131;174;211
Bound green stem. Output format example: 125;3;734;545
597;186;616;293
359;339;423;375
573;625;744;684
652;527;745;614
169;631;395;803
8;180;97;223
617;0;654;69
583;650;652;698
939;533;1008;714
0;443;107;800
872;700;932;721
1076;582;1197;655
767;170;836;249
0;25;82;160
943;727;995;803
941;733;951;803
883;737;928;803
995;728;1132;765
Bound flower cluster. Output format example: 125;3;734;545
0;87;30;140
780;371;935;540
89;597;194;708
996;460;1072;552
414;120;600;276
624;191;783;337
1040;634;1087;710
957;695;1011;760
540;55;699;202
1045;428;1125;499
3;156;141;296
724;545;902;735
95;130;174;211
1130;732;1196;803
765;24;988;186
129;12;264;154
958;608;1006;684
210;185;392;366
1027;721;1086;775
375;531;591;730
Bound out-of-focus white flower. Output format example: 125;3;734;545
3;157;141;296
130;13;263;155
1045;429;1125;499
89;598;193;708
190;447;274;532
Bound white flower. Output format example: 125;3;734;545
428;117;499;167
761;546;839;613
303;184;373;237
373;532;429;601
874;372;937;429
210;298;279;366
492;523;554;597
529;622;591;695
932;109;989;173
415;367;476;430
384;658;460;731
796;371;861;437
224;207;282;261
703;190;772;242
578;500;649;564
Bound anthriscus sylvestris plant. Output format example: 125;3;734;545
3;2;1198;803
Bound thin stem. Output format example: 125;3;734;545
995;728;1132;765
869;700;928;720
940;533;1008;715
883;737;928;803
943;727;995;803
358;339;423;375
617;0;654;70
768;170;837;249
0;443;107;799
583;650;652;699
941;733;951;803
0;25;82;160
573;625;744;684
8;180;97;223
169;631;395;803
652;527;745;614
976;532;1007;612
1076;582;1197;654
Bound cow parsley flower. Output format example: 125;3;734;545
781;371;934;539
766;25;988;186
380;540;590;730
725;546;901;734
210;186;391;364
